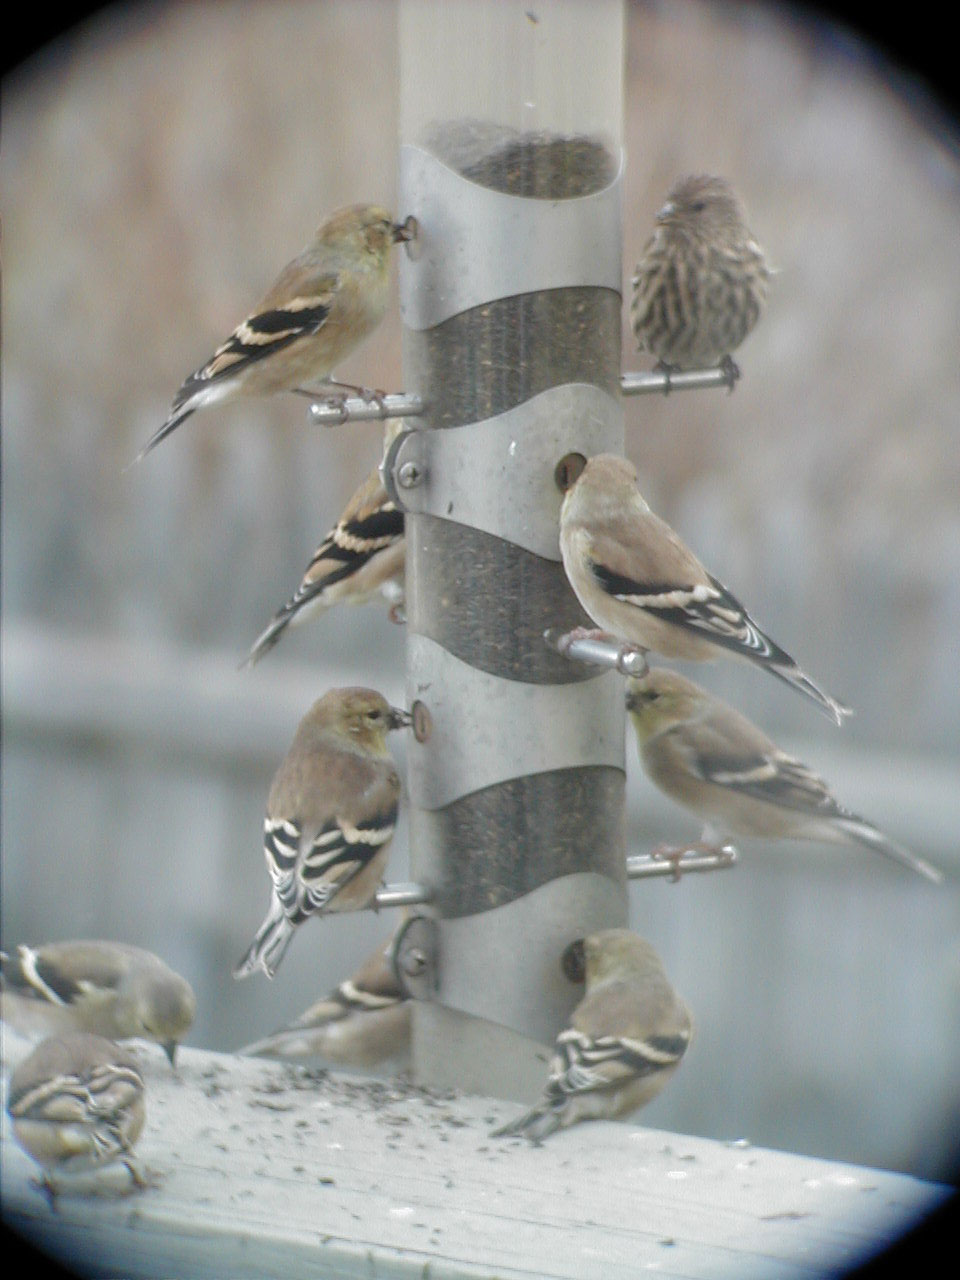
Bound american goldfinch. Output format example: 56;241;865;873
626;667;943;884
492;930;692;1142
244;421;406;667
1;941;196;1066
630;174;770;382
239;934;410;1068
234;688;411;980
138;204;411;459
6;1032;148;1199
558;453;850;725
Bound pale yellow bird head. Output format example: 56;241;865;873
305;686;411;753
120;969;197;1066
560;452;648;523
583;929;667;987
316;204;412;264
625;667;706;742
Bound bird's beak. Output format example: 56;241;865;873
392;218;416;243
655;200;676;224
389;706;413;730
624;684;648;713
163;1040;179;1068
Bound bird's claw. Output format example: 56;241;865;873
553;626;609;657
33;1175;59;1211
650;842;707;881
319;394;350;426
653;360;676;395
650;840;736;881
719;355;740;393
360;387;388;413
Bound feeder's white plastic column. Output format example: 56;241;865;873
394;0;626;1099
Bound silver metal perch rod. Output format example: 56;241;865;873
373;847;737;909
620;367;739;396
543;627;649;677
309;392;424;426
374;881;434;909
627;847;739;879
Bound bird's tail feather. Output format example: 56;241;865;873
840;818;943;884
241;609;295;669
490;1102;560;1142
768;662;852;727
133;403;197;464
233;906;295;980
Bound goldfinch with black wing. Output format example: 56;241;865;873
234;688;410;980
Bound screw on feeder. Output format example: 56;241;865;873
397;460;423;490
401;946;428;977
391;914;439;1000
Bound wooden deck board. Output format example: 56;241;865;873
2;1043;948;1279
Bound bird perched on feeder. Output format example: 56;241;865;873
630;174;770;387
1;940;196;1066
492;930;692;1142
234;688;411;980
626;668;943;884
137;204;413;460
6;1032;149;1202
244;421;406;666
239;931;410;1069
557;453;851;726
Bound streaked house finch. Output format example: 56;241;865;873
558;453;851;725
626;668;943;883
7;1032;149;1200
630;174;769;383
492;930;692;1142
239;932;410;1069
1;940;196;1066
244;421;406;667
137;204;411;460
234;688;411;980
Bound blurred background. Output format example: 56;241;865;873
3;0;959;1185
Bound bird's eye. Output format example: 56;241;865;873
690;200;706;213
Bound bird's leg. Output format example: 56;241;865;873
33;1174;59;1211
719;355;740;393
291;384;344;401
319;376;389;409
122;1159;158;1192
